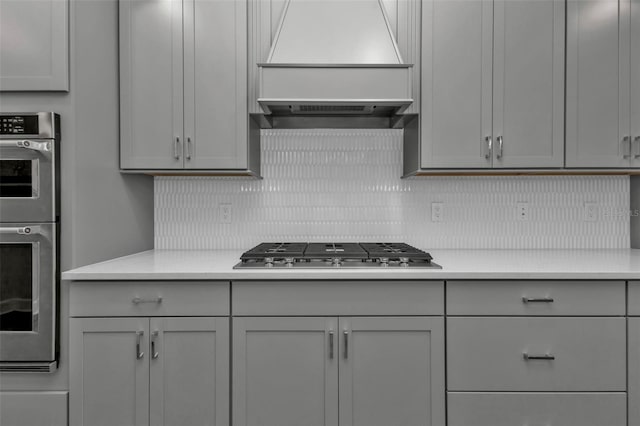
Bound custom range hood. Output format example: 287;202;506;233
254;0;415;129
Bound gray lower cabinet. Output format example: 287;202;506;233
630;282;640;426
446;280;627;423
566;0;636;167
119;0;256;173
70;316;229;426
232;316;445;426
630;317;640;426
415;0;564;171
68;281;231;426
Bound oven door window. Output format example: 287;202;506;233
0;159;37;198
0;243;36;331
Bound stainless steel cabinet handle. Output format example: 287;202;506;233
522;297;554;303
174;137;181;160
485;136;492;160
186;137;193;160
634;136;640;159
329;331;334;359
496;136;503;159
0;226;40;235
132;296;163;305
0;140;51;152
151;330;159;359
523;352;555;361
623;136;631;158
136;331;144;359
343;331;349;359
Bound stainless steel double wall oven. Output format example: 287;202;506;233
0;112;60;372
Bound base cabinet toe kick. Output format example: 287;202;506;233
64;279;638;425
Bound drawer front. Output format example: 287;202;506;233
630;281;640;316
447;280;625;316
69;281;230;317
233;280;444;316
447;317;626;391
0;391;68;426
448;392;626;426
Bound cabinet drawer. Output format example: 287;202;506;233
447;280;625;316
69;281;230;317
630;281;640;315
0;392;68;426
447;317;626;391
232;280;444;316
448;392;626;426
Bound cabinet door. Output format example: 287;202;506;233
566;0;632;167
492;0;565;168
420;0;493;168
632;0;640;165
339;317;445;426
120;0;184;169
233;317;339;426
183;0;248;169
630;318;640;426
150;317;229;426
69;318;149;426
0;0;69;91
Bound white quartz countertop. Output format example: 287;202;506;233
62;249;640;280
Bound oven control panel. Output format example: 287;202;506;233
0;115;39;135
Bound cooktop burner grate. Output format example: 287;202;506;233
235;242;440;269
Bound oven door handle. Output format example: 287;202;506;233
0;226;41;235
0;140;51;153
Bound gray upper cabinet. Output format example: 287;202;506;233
566;0;633;167
632;0;640;165
120;0;257;174
0;0;69;91
418;0;565;170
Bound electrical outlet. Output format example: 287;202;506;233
517;202;529;221
431;202;443;222
220;203;232;224
584;203;598;222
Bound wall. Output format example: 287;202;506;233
156;129;630;250
0;0;153;391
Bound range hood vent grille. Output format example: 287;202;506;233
292;105;373;114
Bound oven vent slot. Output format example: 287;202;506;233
0;361;57;373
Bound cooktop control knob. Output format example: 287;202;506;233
284;257;294;268
399;257;410;267
332;258;342;267
379;257;389;267
264;257;274;268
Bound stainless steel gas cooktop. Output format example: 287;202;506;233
234;242;441;269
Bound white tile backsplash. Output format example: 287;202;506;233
155;129;630;249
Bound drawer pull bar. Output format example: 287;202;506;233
329;331;334;359
151;330;159;359
136;331;144;359
132;296;163;305
523;352;555;361
522;297;554;303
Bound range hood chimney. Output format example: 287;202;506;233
254;0;415;129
